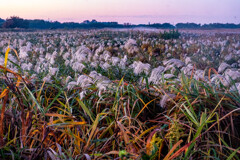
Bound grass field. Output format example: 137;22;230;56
0;29;240;159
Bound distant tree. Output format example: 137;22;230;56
176;23;201;29
161;23;175;29
201;23;239;29
2;16;29;28
28;19;50;29
0;18;5;28
91;19;97;23
83;20;90;24
149;23;175;29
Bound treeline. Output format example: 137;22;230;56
175;22;240;29
0;16;240;30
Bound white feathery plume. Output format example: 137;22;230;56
67;81;77;90
130;61;151;75
149;66;165;84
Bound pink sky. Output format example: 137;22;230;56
0;0;239;24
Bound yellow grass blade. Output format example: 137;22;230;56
47;121;86;127
76;98;95;122
133;125;158;143
4;47;11;68
37;80;46;100
45;113;74;118
84;113;106;151
72;133;85;143
51;106;71;115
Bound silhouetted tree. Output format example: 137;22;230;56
0;18;5;28
148;23;175;29
202;23;239;29
83;20;90;24
91;19;97;23
2;16;29;28
176;23;201;29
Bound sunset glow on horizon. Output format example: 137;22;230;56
0;0;240;24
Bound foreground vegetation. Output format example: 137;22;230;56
0;29;240;159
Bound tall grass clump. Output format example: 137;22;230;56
160;30;181;40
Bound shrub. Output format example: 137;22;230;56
160;29;181;40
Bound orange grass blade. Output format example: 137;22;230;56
0;92;8;146
0;88;9;99
12;49;20;61
0;65;23;80
208;67;219;82
168;141;192;160
146;130;157;155
135;98;158;119
163;139;183;160
117;121;129;144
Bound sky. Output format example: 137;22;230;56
0;0;240;24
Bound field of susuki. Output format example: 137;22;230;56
0;29;240;159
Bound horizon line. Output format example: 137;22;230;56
1;16;240;26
